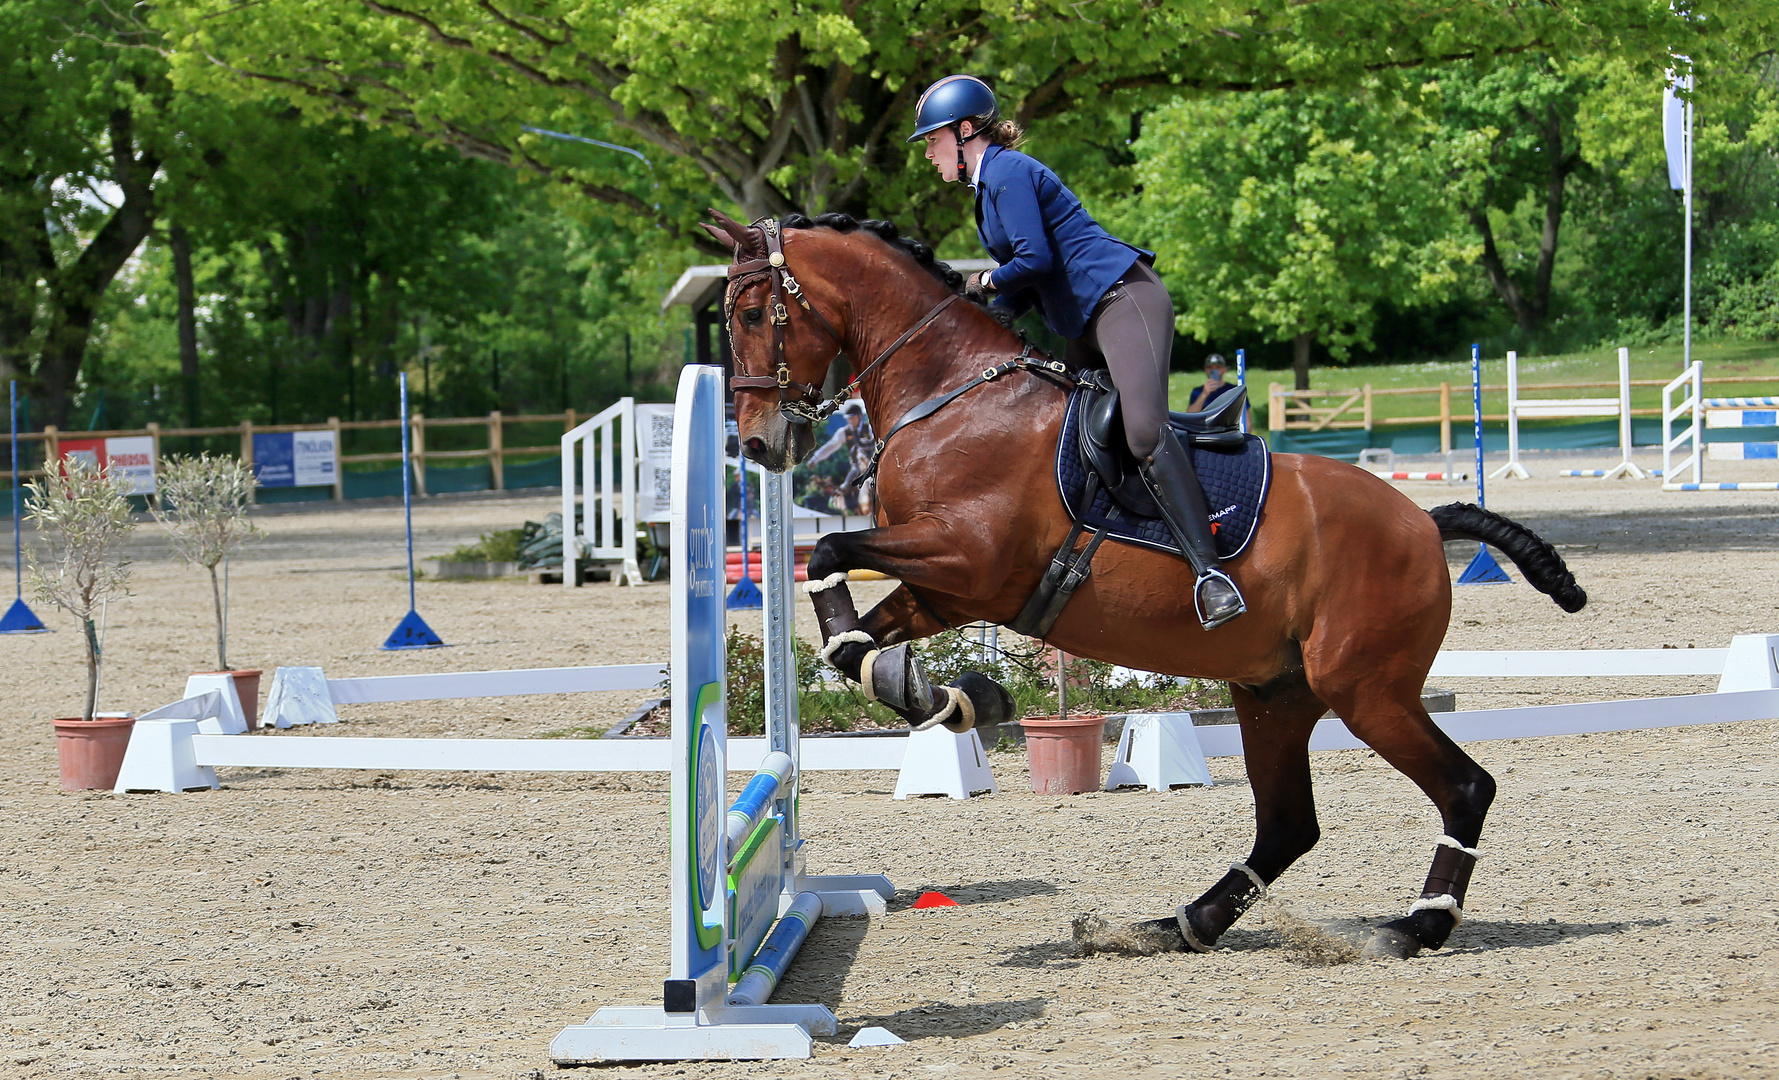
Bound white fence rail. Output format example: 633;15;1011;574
1492;347;1644;480
561;397;640;586
1662;361;1704;487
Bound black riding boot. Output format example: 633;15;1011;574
1140;428;1246;630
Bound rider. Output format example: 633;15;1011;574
908;74;1245;629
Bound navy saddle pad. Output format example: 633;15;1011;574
1055;388;1271;560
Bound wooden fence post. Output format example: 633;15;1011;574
411;412;427;497
1439;383;1452;455
329;417;344;501
565;408;577;432
44;425;58;467
1268;384;1284;433
240;420;256;504
146;422;163;508
489;410;504;491
1362;384;1373;434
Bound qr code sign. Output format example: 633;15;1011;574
652;466;672;503
649;413;673;451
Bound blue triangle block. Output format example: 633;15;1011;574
1456;544;1512;585
381;608;446;650
726;576;763;610
0;596;48;633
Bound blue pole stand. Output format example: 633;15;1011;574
726;459;762;610
3;380;48;634
382;372;446;650
1457;344;1509;586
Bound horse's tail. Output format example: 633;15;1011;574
1428;502;1588;613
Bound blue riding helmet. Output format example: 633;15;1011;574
907;75;999;142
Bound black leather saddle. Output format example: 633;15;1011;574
1076;369;1249;520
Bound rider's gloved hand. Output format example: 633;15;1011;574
965;270;996;304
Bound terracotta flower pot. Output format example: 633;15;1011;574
196;669;263;729
1018;714;1108;795
52;714;136;791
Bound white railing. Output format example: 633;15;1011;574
561;397;640;586
1662;361;1703;488
1491;347;1645;480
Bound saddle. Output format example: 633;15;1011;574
1076;368;1250;520
1011;373;1272;639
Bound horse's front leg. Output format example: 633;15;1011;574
803;524;1015;733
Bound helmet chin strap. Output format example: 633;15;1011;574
955;125;968;184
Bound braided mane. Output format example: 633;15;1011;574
781;213;966;295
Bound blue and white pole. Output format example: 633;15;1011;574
1457;345;1509;585
725;750;794;851
1235;348;1249;434
380;372;445;648
2;381;48;634
727;892;824;1007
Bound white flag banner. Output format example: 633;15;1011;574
1662;71;1691;193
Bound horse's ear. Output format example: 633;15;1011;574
698;221;738;252
705;208;764;259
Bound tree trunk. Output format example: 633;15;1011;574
35;107;160;427
83;617;100;722
1468;207;1537;336
208;562;226;670
170;221;200;428
1293;332;1314;391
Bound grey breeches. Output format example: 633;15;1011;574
1066;259;1174;459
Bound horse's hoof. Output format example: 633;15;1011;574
1362;925;1423;960
868;642;933;714
950;672;1014;728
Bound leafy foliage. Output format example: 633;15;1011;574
1118;83;1480;387
24;457;137;720
155;454;258;669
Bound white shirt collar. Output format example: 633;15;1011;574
968;144;987;189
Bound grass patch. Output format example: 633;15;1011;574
441;528;525;563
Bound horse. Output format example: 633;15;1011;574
700;209;1586;961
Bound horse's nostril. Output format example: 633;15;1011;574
744;437;767;456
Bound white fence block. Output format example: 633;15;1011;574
892;727;997;800
180;675;247;734
114;719;219;793
1105;714;1212;791
264;667;338;727
1717;635;1779;693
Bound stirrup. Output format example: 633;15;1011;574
1193;568;1246;630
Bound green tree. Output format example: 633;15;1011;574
155;0;1725;249
1440;58;1595;343
1118;86;1479;389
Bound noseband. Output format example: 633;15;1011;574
724;217;959;425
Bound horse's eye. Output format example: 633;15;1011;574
741;307;764;327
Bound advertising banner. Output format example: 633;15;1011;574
57;436;158;495
636;402;677;521
253;430;338;488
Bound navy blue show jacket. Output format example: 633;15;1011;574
975;143;1152;340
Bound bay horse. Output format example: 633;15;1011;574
702;209;1586;961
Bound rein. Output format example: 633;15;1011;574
724;217;961;425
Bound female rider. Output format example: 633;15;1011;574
908;74;1245;629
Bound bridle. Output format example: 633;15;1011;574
724;217;959;425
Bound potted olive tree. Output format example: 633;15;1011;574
155;453;262;726
25;456;138;789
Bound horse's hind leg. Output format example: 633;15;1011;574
1129;679;1327;951
1319;683;1495;960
